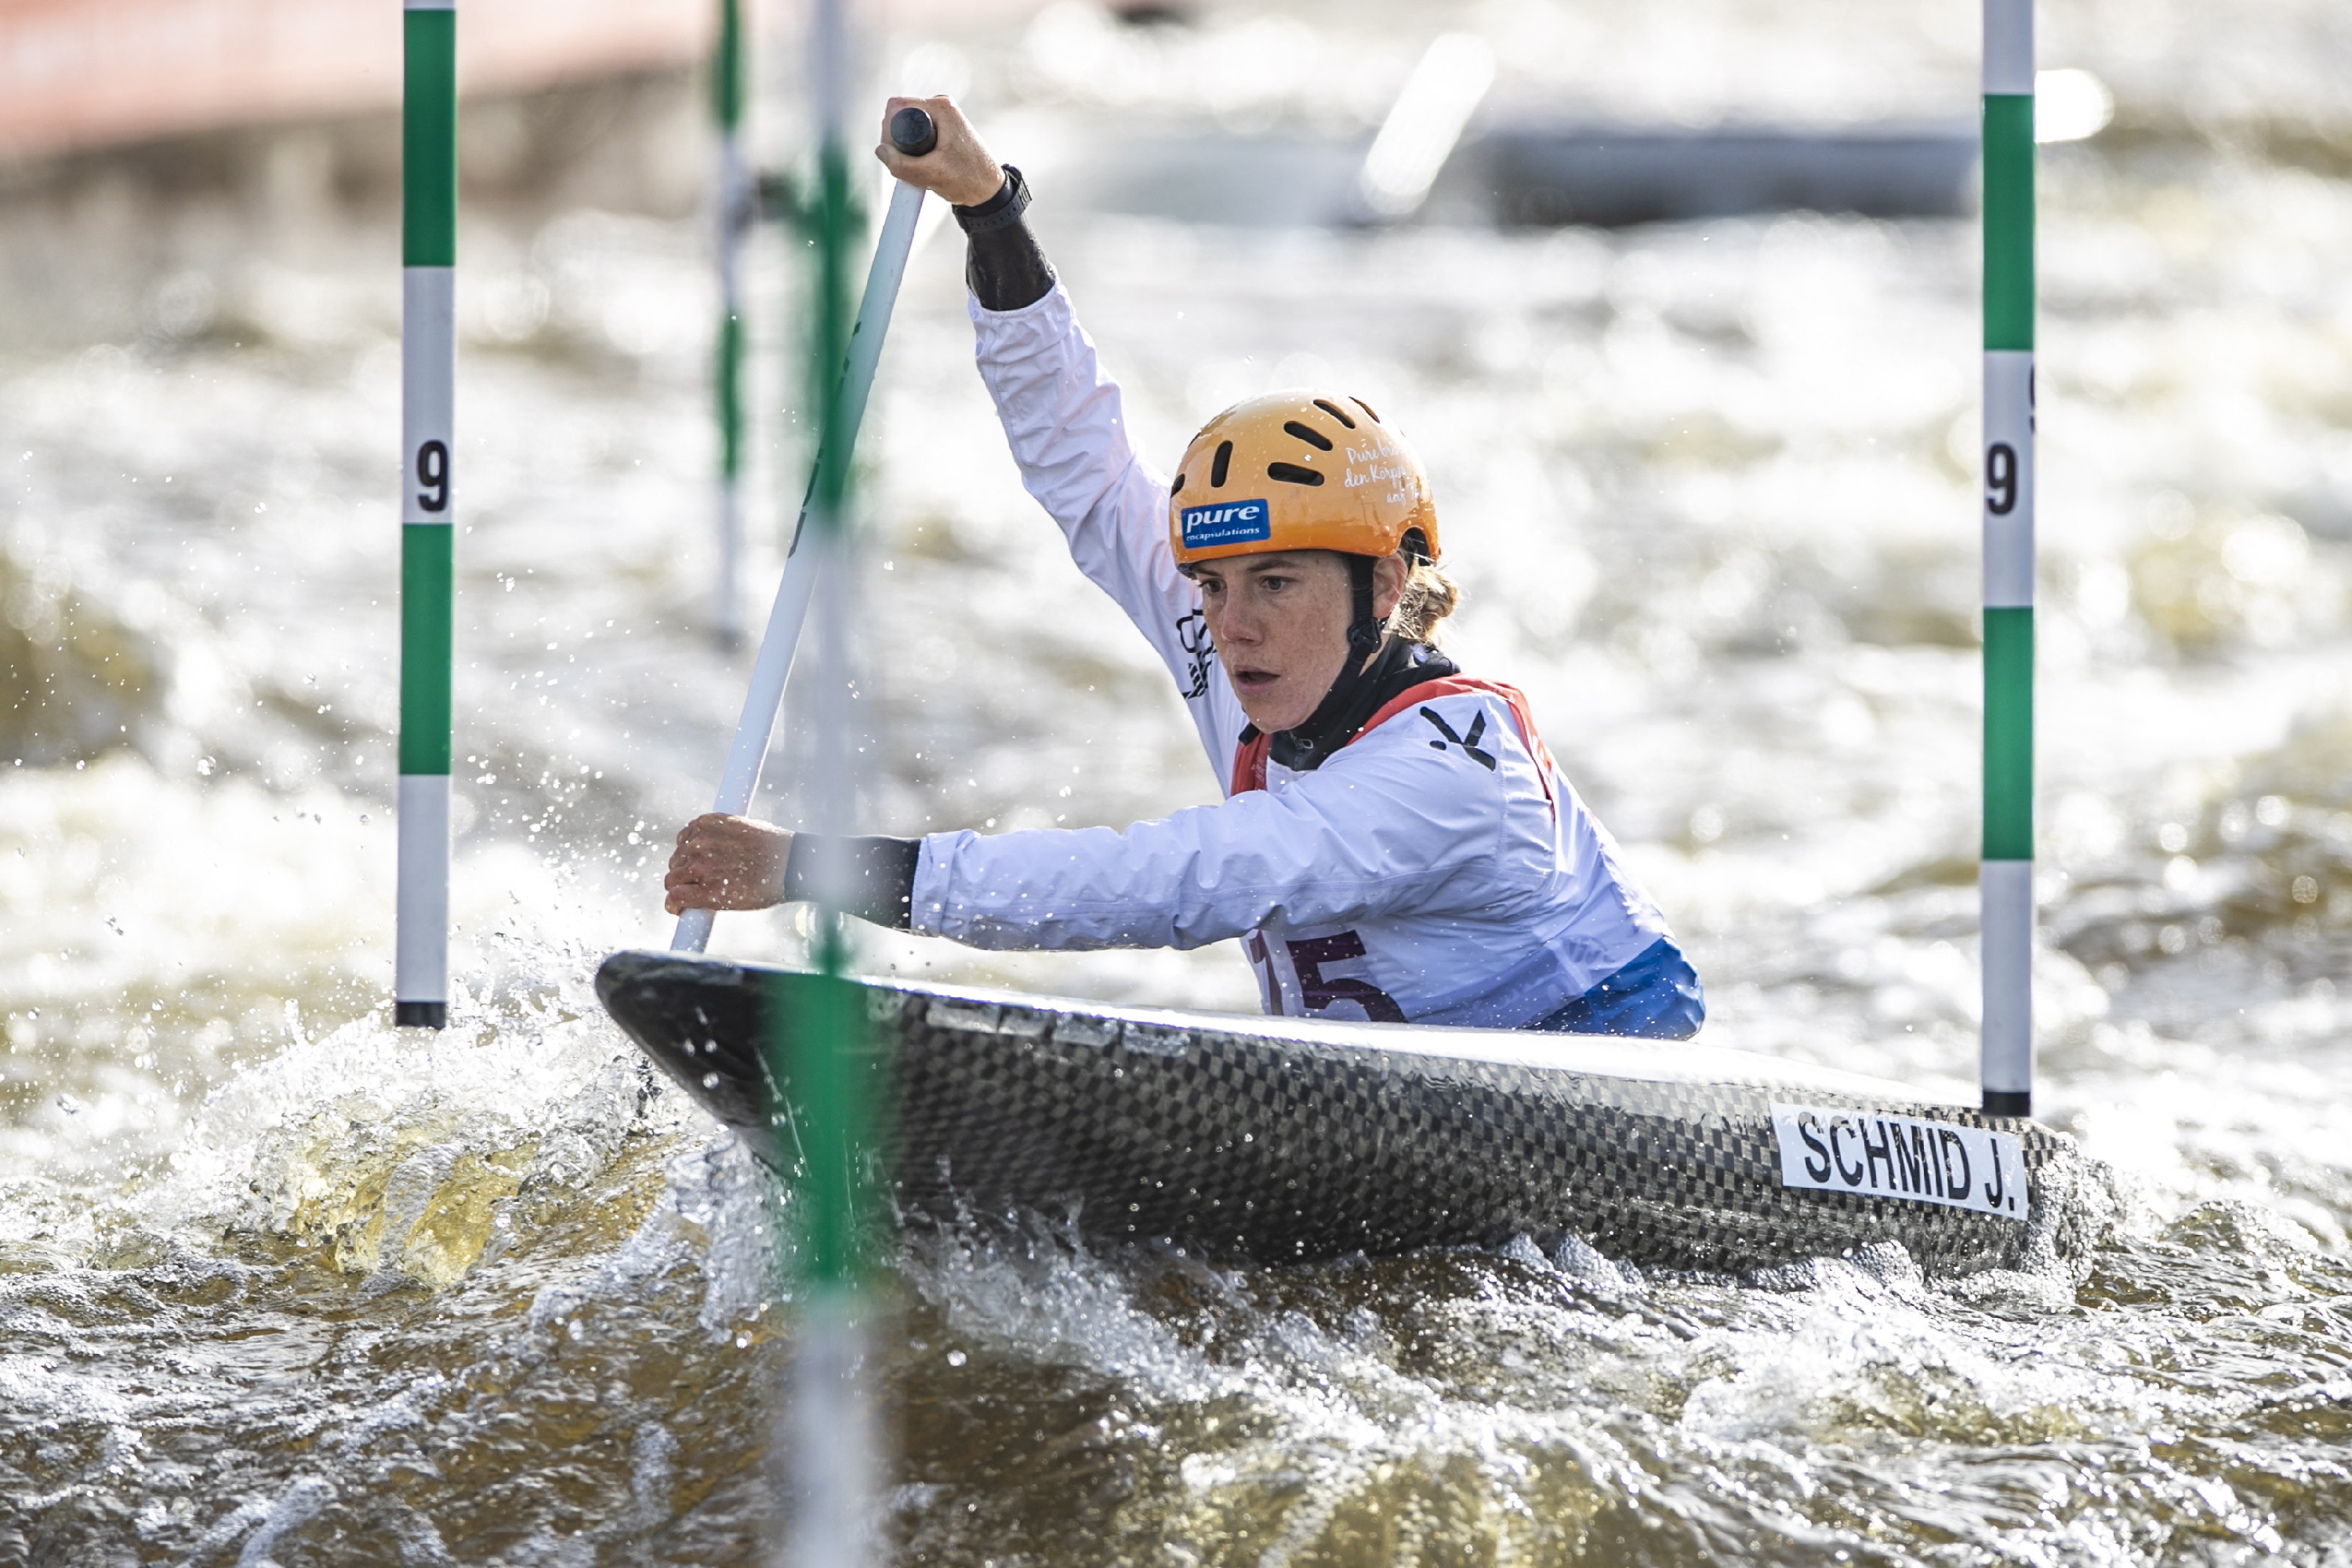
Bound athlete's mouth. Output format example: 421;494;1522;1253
1232;668;1280;688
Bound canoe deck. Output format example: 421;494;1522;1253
595;950;2090;1276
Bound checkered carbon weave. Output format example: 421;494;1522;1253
595;951;2085;1277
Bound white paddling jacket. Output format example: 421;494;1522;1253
906;285;1675;1029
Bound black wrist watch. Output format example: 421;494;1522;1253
953;165;1032;235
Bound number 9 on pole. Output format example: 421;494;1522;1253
1980;353;2034;608
416;439;450;514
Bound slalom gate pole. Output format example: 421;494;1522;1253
669;107;935;956
713;0;750;648
766;17;931;1568
397;0;456;1030
1980;0;2034;1116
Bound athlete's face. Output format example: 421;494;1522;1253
1190;550;1406;733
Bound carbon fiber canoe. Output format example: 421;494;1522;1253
596;950;2091;1277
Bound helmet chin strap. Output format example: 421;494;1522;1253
1345;552;1385;666
1323;552;1388;717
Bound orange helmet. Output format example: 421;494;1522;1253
1168;391;1440;568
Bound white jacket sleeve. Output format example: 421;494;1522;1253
909;733;1510;951
971;286;1244;775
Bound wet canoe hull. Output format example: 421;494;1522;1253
594;950;2088;1276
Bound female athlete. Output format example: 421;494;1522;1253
665;99;1703;1039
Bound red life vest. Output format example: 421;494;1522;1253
1229;676;1559;815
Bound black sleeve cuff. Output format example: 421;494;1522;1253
958;165;1056;313
780;834;921;930
953;165;1029;231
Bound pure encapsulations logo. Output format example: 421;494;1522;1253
1769;1103;2027;1219
1180;498;1271;550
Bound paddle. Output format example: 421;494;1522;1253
670;105;938;953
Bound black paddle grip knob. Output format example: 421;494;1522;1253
889;106;938;158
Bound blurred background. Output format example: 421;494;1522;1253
8;0;2352;1562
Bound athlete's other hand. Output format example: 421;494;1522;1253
664;814;793;915
875;96;1004;208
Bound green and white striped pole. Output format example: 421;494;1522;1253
1980;0;2034;1116
397;0;456;1030
713;0;750;648
781;0;877;1561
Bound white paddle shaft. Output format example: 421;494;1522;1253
673;177;929;953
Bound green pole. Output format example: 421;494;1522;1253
713;0;749;648
1981;0;2034;1115
397;0;456;1030
789;0;862;1290
778;0;878;1561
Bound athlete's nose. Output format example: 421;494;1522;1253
1207;598;1258;647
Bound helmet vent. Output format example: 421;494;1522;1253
1266;462;1326;487
1171;473;1185;495
1351;397;1382;423
1210;440;1233;488
1282;420;1334;451
1312;399;1357;430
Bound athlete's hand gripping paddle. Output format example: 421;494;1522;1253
670;106;939;953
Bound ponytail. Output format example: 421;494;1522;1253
1388;561;1462;645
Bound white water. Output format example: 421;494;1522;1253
7;0;2352;1559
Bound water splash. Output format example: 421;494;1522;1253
7;0;2352;1557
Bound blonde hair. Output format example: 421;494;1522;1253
1389;560;1462;645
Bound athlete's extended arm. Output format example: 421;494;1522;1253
911;735;1513;952
665;817;917;927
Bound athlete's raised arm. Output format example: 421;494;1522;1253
875;99;1236;763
